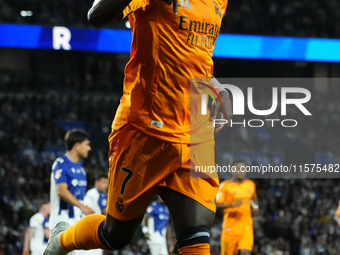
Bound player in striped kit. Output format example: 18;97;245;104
82;173;109;255
23;201;51;255
49;130;95;255
142;197;174;255
84;173;108;215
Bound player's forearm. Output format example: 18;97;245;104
216;202;235;209
210;77;229;95
88;0;133;27
251;198;259;208
23;228;30;251
58;189;85;210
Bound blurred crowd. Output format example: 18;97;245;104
0;82;340;254
1;0;340;38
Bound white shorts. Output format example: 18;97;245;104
31;251;44;255
147;241;168;255
69;249;102;255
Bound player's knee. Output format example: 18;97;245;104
97;221;132;250
176;225;210;249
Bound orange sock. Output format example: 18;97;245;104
60;214;107;252
179;243;211;255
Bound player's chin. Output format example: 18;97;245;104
81;152;89;158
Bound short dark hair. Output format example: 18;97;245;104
95;172;108;181
39;199;50;208
64;130;90;151
231;158;247;166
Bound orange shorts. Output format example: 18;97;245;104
106;124;219;221
220;227;254;255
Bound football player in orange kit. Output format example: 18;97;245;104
43;0;232;253
216;159;259;255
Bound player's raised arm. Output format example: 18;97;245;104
209;77;233;133
88;0;133;27
88;0;179;27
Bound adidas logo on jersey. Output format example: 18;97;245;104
178;0;193;10
151;120;164;128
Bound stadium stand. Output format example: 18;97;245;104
1;0;340;37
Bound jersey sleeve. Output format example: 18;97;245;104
53;162;69;184
216;181;235;205
121;0;150;19
98;195;107;211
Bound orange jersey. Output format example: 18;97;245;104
216;179;257;235
112;0;228;143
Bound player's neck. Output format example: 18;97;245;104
39;209;47;218
66;151;80;163
233;178;245;183
95;186;103;193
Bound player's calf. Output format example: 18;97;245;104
97;221;130;249
97;212;145;250
177;225;211;255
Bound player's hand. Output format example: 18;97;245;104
81;205;95;215
252;208;259;216
209;90;232;134
22;248;29;255
161;0;178;15
144;232;151;240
